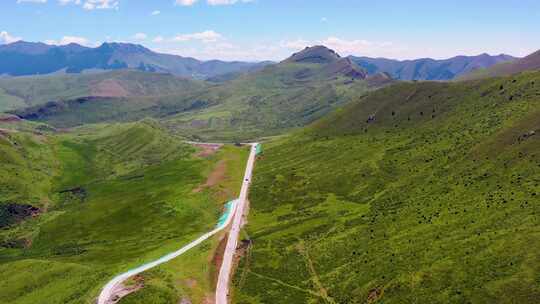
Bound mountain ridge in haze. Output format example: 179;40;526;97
460;49;540;80
0;41;270;79
0;40;518;81
350;53;517;81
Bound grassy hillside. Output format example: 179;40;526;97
164;61;380;140
7;60;380;140
0;70;205;112
1;47;393;141
117;145;249;304
11;93;214;129
0;120;249;304
233;72;540;303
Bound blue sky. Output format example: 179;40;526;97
1;0;539;61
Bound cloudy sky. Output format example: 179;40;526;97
2;0;540;61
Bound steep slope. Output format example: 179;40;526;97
286;46;367;79
351;53;517;80
233;72;540;303
0;120;249;304
0;41;269;79
461;49;540;80
285;45;342;64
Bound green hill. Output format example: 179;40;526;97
232;72;540;303
157;46;388;140
0;70;205;112
0;120;249;304
163;59;375;140
6;47;391;140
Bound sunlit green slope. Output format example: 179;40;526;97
0;120;248;304
233;72;540;303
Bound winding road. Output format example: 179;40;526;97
97;143;259;304
97;200;238;304
216;143;258;304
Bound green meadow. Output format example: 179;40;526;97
233;72;540;303
0;120;249;304
1;45;539;304
118;145;249;304
6;63;374;141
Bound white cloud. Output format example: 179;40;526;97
281;39;310;50
320;37;393;56
155;45;274;61
151;10;160;15
0;31;22;44
17;0;47;3
280;36;535;61
83;0;118;10
151;33;464;62
58;0;118;10
58;0;80;5
321;17;328;22
154;38;284;62
151;33;420;61
207;0;253;5
172;30;222;43
175;0;253;6
153;36;165;43
45;35;90;46
175;0;197;6
132;33;147;40
280;37;400;58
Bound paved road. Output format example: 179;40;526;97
215;143;259;304
97;200;239;304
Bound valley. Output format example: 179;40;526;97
0;8;538;302
0;120;249;303
3;46;387;140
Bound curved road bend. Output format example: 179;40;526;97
97;199;238;304
216;143;259;304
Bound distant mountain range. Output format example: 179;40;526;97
0;41;270;79
0;41;520;81
460;49;540;80
350;53;517;81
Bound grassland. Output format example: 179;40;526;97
164;62;373;140
0;88;26;112
0;120;249;304
5;61;376;141
232;71;540;303
117;145;249;304
0;70;205;112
